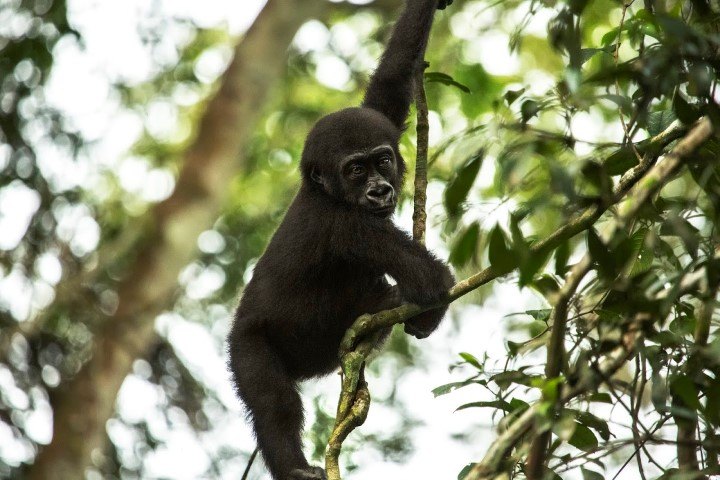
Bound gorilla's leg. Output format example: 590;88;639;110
229;333;324;480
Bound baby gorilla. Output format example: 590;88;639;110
227;1;453;478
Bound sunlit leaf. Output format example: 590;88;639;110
424;71;471;93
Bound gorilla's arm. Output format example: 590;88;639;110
362;0;448;128
332;212;454;336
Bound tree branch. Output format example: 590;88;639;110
464;251;715;480
342;118;707;355
326;117;714;478
525;257;591;479
413;63;430;244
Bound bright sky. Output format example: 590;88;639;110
0;0;670;478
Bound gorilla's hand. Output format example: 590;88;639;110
399;259;453;339
437;0;453;10
404;309;443;339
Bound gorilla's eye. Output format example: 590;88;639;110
378;155;392;167
349;164;365;176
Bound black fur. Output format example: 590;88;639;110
227;1;453;479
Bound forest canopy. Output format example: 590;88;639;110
0;0;719;479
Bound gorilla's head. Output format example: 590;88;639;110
300;108;406;217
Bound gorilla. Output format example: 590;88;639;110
227;1;454;478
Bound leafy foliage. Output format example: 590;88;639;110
1;0;720;479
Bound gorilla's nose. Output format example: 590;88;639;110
366;184;393;205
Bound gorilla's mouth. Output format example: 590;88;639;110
372;205;395;217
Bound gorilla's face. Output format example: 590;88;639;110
301;108;405;217
339;144;398;217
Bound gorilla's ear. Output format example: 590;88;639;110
310;168;332;194
310;168;323;185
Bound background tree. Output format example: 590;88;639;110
0;0;718;479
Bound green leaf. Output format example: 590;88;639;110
459;352;483;370
651;330;681;348
457;463;476;480
647;109;677;136
580;47;611;65
604;145;638;175
508;397;530;413
490;370;539;390
660;216;699;259
432;377;482;397
554;240;570;276
568;423;599;451
670;375;702;411
504;88;525;105
627;228;652;276
519;249;550;287
576;411;611;441
672;91;700;124
586;392;612;404
521;99;540;123
601;26;620;46
531;274;560;298
581;467;604;480
455;400;512;412
449;222;480;267
488;224;517;272
444;151;484;217
655;238;681;269
604;147;637;175
524;309;552;322
424;71;471;94
507;340;522;357
598;94;632;114
587;228;615;280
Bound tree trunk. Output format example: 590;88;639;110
27;1;328;478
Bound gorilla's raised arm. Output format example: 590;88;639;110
228;1;452;478
362;0;450;128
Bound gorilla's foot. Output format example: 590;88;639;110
289;466;327;480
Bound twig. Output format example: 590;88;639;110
413;62;430;244
325;61;432;480
675;273;719;477
525;258;591;479
241;447;258;480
